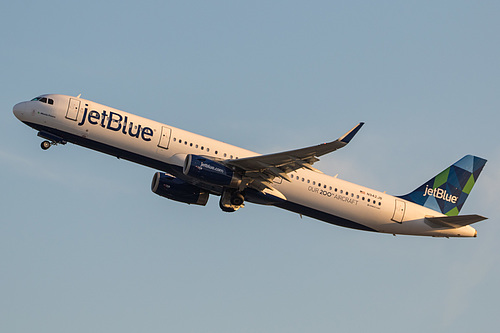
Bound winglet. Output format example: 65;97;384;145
339;122;364;144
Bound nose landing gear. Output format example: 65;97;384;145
41;140;52;150
37;131;67;150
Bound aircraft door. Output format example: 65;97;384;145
66;98;81;121
158;126;172;149
392;199;406;223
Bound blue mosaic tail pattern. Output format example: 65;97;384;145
398;155;487;216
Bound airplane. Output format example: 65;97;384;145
13;94;488;237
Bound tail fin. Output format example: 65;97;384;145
399;155;487;216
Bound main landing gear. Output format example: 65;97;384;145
219;189;245;212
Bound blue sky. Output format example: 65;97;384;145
1;1;499;332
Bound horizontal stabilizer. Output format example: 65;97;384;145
425;214;487;228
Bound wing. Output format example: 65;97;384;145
225;122;364;189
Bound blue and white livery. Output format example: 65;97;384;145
13;94;488;237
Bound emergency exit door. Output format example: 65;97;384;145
392;199;406;223
158;126;172;149
66;98;80;121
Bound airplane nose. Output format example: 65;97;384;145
13;101;27;120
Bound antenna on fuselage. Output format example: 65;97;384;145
76;94;82;98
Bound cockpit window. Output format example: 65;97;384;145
31;96;54;105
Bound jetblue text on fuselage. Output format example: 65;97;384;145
77;108;153;141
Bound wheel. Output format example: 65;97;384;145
41;141;51;150
230;192;245;206
219;199;236;212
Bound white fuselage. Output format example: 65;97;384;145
13;94;477;237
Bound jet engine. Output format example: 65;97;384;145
183;154;241;188
151;172;209;206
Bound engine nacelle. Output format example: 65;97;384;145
151;172;209;206
183;154;241;188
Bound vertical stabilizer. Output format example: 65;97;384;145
398;155;487;216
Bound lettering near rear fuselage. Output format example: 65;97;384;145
77;108;153;141
308;186;358;205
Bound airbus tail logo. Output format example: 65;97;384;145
423;185;458;203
